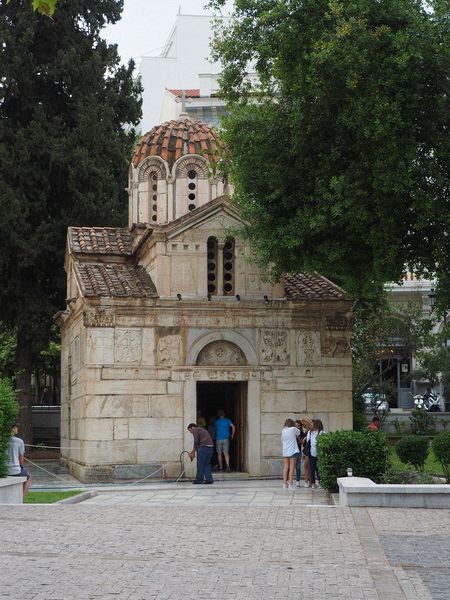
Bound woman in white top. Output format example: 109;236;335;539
305;419;325;489
281;418;301;489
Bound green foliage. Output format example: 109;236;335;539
382;468;439;485
25;490;83;504
209;0;450;300
0;324;16;378
351;297;435;412
432;432;450;483
0;0;142;427
317;430;390;492
0;378;19;477
409;408;436;436
395;435;429;470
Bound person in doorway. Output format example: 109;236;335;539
187;423;214;484
306;419;325;489
367;416;380;431
294;419;306;487
40;386;52;405
281;418;301;489
215;409;236;472
7;422;32;499
197;411;207;428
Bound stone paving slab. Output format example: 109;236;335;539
1;483;449;599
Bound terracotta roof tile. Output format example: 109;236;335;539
132;117;219;168
166;88;200;98
69;227;132;256
75;263;157;298
284;273;347;300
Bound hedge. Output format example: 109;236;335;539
0;377;19;477
317;430;390;492
432;432;450;483
395;435;429;470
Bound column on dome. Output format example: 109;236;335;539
173;155;210;219
130;157;168;226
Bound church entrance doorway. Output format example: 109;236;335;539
196;381;247;472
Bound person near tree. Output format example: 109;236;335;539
7;423;32;499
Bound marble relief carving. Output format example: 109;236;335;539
115;329;142;363
322;337;351;357
326;314;352;331
83;309;114;328
297;331;321;366
260;329;289;364
196;341;246;366
158;335;182;365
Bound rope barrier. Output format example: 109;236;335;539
24;457;79;485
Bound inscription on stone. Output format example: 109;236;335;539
115;329;142;363
260;329;289;364
297;330;321;366
158;335;182;365
322;337;351;357
83;309;114;328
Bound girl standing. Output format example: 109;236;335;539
306;419;325;489
301;418;313;487
281;418;301;489
294;419;306;487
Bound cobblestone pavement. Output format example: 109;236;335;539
1;482;449;599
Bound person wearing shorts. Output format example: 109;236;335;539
7;422;31;499
215;409;236;472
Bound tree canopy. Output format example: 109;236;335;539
209;0;449;300
0;0;141;438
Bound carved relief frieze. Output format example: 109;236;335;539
297;330;321;366
196;341;247;366
326;314;352;331
322;337;351;358
83;309;114;328
260;329;289;365
115;329;142;363
157;335;183;366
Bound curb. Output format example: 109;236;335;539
57;490;98;504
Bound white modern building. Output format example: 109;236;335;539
139;13;229;131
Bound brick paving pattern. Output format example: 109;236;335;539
0;482;449;599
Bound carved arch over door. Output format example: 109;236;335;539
196;341;247;366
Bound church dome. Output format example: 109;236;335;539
132;117;220;169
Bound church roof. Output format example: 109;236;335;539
69;227;132;256
166;88;200;98
132;117;219;169
284;273;347;300
74;263;157;298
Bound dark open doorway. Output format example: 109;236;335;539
196;381;247;472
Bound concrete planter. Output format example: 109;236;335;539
0;476;26;504
338;476;450;508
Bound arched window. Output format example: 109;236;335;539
187;169;197;211
223;238;235;295
150;172;158;222
207;236;218;295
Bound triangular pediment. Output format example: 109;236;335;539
162;196;245;240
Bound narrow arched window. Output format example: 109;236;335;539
207;236;218;295
187;169;197;211
223;238;235;295
150;172;158;222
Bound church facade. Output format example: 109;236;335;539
58;117;353;482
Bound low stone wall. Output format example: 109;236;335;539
0;477;26;504
370;411;450;434
338;476;450;508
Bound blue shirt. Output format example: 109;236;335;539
215;417;232;440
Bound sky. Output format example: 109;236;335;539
103;0;234;67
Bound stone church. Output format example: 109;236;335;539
57;116;353;482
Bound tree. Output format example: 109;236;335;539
209;0;449;301
0;0;142;442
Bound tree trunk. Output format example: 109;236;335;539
15;327;34;446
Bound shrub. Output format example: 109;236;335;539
317;430;390;492
395;435;429;470
409;408;436;435
432;432;450;483
0;377;19;477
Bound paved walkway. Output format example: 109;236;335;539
1;479;449;600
